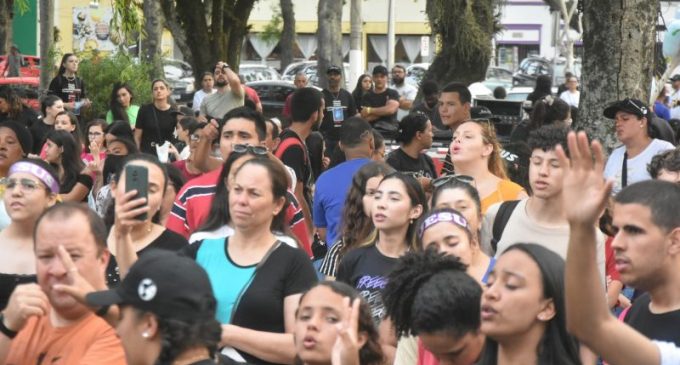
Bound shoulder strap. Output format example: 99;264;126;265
275;136;307;163
491;200;520;253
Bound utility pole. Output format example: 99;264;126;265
39;0;54;90
387;0;395;69
349;0;363;86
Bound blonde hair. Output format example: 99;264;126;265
472;120;508;180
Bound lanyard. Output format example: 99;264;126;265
621;152;628;188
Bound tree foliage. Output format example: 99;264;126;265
423;0;501;86
77;52;153;120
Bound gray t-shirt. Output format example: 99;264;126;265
199;89;244;119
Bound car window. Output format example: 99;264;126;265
270;85;294;102
249;85;270;100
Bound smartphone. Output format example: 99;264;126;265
125;165;148;221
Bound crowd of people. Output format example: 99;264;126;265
0;53;679;365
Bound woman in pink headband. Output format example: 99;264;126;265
0;159;59;309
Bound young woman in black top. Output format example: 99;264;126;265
385;113;437;192
352;74;372;113
48;53;91;113
134;79;176;155
105;153;188;285
43;130;92;202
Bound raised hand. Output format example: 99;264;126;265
113;189;149;238
556;131;614;226
331;297;362;365
2;283;49;333
52;245;97;305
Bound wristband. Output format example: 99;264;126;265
0;313;18;339
366;107;372;115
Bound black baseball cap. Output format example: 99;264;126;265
86;250;216;321
602;98;649;119
372;65;388;76
170;106;195;118
671;74;680;82
327;65;342;74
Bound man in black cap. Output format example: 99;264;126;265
360;65;400;136
320;65;357;157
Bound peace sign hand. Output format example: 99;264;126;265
52;244;97;306
331;297;362;365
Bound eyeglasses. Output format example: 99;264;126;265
232;144;268;155
1;178;47;193
431;174;475;189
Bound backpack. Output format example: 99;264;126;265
490;200;520;254
274;136;307;163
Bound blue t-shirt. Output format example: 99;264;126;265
655;101;671;121
313;158;370;246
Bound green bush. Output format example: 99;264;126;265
77;52;154;120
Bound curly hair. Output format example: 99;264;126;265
0;86;23;119
647;147;680;179
527;124;570;156
129;308;222;364
296;281;384;365
382;249;480;338
339;162;395;253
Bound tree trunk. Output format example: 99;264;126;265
423;0;498;86
0;0;14;55
279;0;295;72
159;0;192;67
142;0;163;80
579;0;656;151
316;0;343;89
39;0;53;89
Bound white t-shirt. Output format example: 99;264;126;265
188;225;299;248
603;139;675;194
655;341;680;365
670;89;680;119
192;89;214;112
393;83;418;121
559;90;580;107
482;198;607;281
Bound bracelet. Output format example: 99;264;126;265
0;313;18;339
366;107;372;115
95;305;111;318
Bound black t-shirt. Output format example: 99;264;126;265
278;129;313;206
385;148;438;178
0;108;40;129
48;75;86;104
361;88;400;128
624;293;680;347
29;120;54;155
136;103;177;155
336;244;398;324
320;88;357;142
106;229;188;286
182;239;318;365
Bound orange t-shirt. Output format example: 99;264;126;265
480;179;525;214
5;311;126;365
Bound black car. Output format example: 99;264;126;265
512;57;551;87
246;80;297;119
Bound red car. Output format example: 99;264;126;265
0;55;41;77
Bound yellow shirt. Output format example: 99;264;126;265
481;179;525;214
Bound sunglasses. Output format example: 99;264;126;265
1;178;47;193
232;144;268;155
431;174;475;189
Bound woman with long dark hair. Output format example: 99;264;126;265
106;82;140;127
104;153;187;285
319;161;395;279
352;74;373;113
29;95;64;155
134;79;176;155
336;172;427;325
478;243;580;365
42;129;92;202
48;53;91;114
183;157;317;364
294;281;384;365
511;95;571;143
526;74;552;105
0;86;39;127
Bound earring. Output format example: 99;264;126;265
409;218;414;224
142;332;150;338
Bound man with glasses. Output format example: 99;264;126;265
198;61;244;123
482;125;606;279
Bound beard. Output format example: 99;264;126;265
392;76;404;85
215;79;227;87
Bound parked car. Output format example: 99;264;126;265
0;55;40;77
512;56;582;87
163;58;194;104
483;66;513;92
0;77;41;111
238;64;281;82
246;80;297;119
505;86;534;102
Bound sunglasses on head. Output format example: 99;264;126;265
431;174;475;189
232;144;268;155
625;98;648;116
